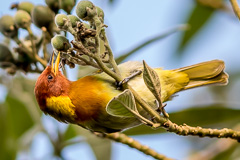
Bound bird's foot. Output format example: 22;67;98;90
156;102;169;118
92;131;107;138
116;70;142;89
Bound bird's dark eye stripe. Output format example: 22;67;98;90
48;75;53;80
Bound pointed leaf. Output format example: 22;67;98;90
178;4;214;53
106;89;137;118
116;25;189;63
5;95;34;138
143;60;161;102
0;103;17;160
170;105;240;126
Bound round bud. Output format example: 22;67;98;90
55;14;68;27
17;1;34;14
31;5;54;28
14;10;31;29
45;0;59;13
67;15;80;28
61;0;76;14
83;22;90;29
96;6;104;22
0;43;14;62
0;15;18;38
51;35;71;51
76;0;94;21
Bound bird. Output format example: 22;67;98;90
34;53;228;133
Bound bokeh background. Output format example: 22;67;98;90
1;0;240;159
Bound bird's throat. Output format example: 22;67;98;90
45;96;77;123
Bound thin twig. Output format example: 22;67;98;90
13;37;47;67
75;54;99;69
62;50;99;69
93;55;122;81
102;29;121;76
162;121;240;141
13;37;35;59
26;27;37;56
72;40;121;81
101;132;173;160
41;27;50;60
28;67;42;73
230;0;240;20
92;15;123;81
35;55;47;67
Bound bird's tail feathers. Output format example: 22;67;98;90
173;60;228;90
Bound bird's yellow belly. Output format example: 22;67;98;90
45;96;77;123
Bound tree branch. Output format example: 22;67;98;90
230;0;240;20
97;132;173;160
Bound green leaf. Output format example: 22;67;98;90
18;124;43;150
170;105;240;126
5;95;34;139
124;105;240;136
74;127;112;160
106;89;137;118
63;125;77;141
178;4;214;53
0;78;38;160
0;103;17;160
143;60;161;102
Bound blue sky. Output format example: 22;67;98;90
1;0;240;159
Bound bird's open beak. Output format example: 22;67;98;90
49;52;61;76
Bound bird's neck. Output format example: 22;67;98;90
38;78;76;123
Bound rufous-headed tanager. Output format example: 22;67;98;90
34;53;228;133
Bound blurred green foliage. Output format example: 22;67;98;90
0;0;240;160
178;4;214;53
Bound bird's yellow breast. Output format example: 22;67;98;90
45;96;77;123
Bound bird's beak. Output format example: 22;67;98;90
49;52;61;76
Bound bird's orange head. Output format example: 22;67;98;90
34;53;70;111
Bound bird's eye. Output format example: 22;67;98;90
47;75;53;80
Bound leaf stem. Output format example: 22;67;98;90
71;40;121;80
35;54;47;67
41;27;50;60
26;26;37;56
13;37;47;67
102;29;121;76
